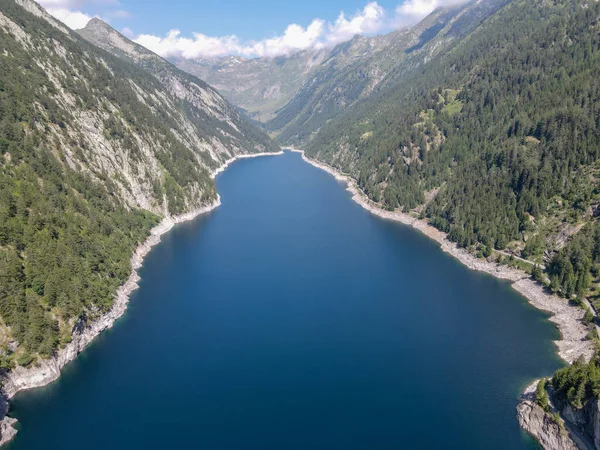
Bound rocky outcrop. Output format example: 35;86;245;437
558;400;600;450
516;381;582;450
77;18;278;163
0;397;16;447
518;402;579;450
517;382;600;450
2;0;277;221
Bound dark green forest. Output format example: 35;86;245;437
307;0;600;300
302;0;600;414
552;354;600;410
267;0;504;147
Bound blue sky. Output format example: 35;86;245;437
38;0;464;58
120;0;402;40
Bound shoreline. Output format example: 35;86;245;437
292;148;593;363
293;147;593;448
0;149;284;445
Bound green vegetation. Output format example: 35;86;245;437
0;1;274;368
0;123;159;362
264;2;493;146
535;379;550;411
552;355;600;410
78;19;279;160
547;223;599;300
305;0;600;300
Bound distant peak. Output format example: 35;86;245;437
87;17;105;26
83;17;112;31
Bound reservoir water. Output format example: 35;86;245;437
7;151;562;449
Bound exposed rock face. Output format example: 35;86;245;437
0;396;16;447
174;0;509;145
517;400;579;450
516;380;597;450
77;18;277;163
558;400;600;450
173;51;330;123
516;380;600;450
1;0;276;218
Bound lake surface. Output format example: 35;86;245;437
8;151;562;449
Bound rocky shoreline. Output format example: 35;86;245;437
292;148;594;448
0;150;283;446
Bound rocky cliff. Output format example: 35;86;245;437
517;376;600;450
517;381;583;450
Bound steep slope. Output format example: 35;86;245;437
174;50;329;122
0;0;277;435
78;18;279;153
299;1;600;445
171;1;507;146
268;0;511;146
306;0;600;272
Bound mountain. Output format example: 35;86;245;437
305;1;600;444
0;0;277;421
306;0;600;271
77;17;278;163
266;0;509;145
174;50;329;122
173;1;507;144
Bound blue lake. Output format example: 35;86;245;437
7;151;562;449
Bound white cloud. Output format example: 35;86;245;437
394;0;468;27
38;0;118;6
241;19;326;58
326;2;386;46
136;30;243;59
121;27;134;39
37;0;469;56
37;0;121;30
38;0;78;6
135;2;393;60
44;7;94;29
108;9;131;19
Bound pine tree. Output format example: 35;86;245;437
550;275;561;294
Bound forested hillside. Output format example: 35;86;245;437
266;0;508;145
176;0;508;146
306;0;600;300
0;0;276;369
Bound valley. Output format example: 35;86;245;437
1;0;600;448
